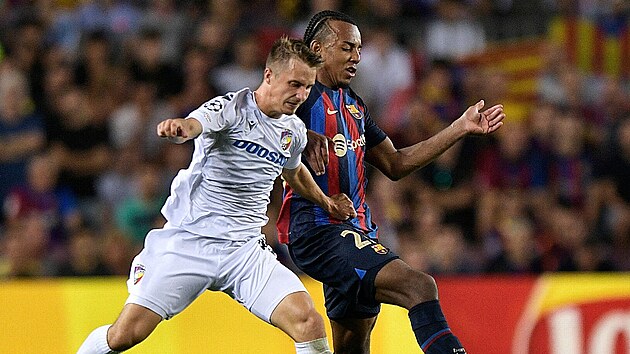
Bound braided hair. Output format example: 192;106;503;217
303;10;357;47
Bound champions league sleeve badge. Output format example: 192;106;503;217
281;129;293;150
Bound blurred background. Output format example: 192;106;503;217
1;0;629;279
1;1;630;353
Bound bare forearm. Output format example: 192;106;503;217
371;123;467;181
282;164;331;211
373;100;505;181
399;123;466;172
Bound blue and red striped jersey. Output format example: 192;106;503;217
277;81;387;243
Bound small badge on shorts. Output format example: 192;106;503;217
133;264;146;285
371;243;388;255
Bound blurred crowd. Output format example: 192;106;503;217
0;0;629;279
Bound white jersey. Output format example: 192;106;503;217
161;88;307;240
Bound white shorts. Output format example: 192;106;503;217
125;224;307;322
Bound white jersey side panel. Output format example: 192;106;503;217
161;88;307;240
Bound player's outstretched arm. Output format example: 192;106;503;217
282;163;357;220
157;118;203;144
367;100;505;181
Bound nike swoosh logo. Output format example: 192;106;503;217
327;108;338;115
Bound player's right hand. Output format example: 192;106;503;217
157;118;202;143
157;118;188;139
304;130;331;176
328;193;357;221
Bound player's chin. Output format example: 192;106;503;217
338;76;353;87
283;102;300;114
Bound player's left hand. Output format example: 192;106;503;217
304;130;331;176
457;100;505;135
328;193;357;221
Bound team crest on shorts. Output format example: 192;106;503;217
345;104;363;120
133;264;146;284
281;129;293;150
371;243;388;255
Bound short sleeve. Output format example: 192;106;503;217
284;123;308;170
363;106;388;149
187;94;238;134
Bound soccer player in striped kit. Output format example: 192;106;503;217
77;37;357;354
278;10;506;354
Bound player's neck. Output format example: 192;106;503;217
253;89;281;119
317;75;349;91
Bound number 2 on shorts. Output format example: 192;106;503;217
340;230;372;249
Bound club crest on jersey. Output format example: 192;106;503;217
281;129;293;150
133;264;145;285
345;104;363;120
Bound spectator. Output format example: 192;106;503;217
423;0;487;62
114;162;166;249
211;31;263;94
54;227;111;276
172;44;218;118
0;65;45;207
3;153;81;255
139;0;188;65
547;107;593;209
47;86;112;226
485;215;542;273
351;21;415;121
0;214;53;278
100;228;136;276
73;30;116;97
589;115;630;270
474;119;549;236
193;17;232;66
427;224;480;274
108;79;175;159
128;28;183;100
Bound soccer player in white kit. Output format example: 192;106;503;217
77;37;357;354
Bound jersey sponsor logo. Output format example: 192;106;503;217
327;107;339;115
233;139;289;166
280;129;293;150
345;104;363;119
332;133;366;157
133;264;145;284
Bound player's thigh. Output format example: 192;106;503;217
289;225;397;303
126;227;216;319
220;236;308;324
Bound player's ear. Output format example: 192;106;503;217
310;41;322;54
263;67;273;84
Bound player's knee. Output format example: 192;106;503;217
292;307;326;341
408;271;438;302
107;323;148;351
